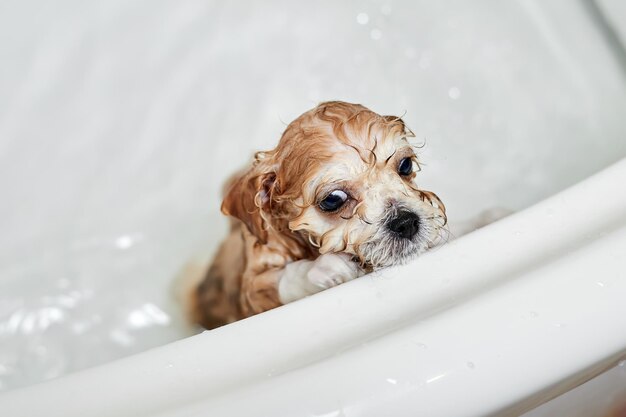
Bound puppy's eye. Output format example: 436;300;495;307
319;190;348;212
398;157;413;176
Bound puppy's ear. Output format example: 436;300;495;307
221;156;276;243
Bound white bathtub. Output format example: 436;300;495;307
1;0;626;415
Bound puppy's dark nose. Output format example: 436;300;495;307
387;210;420;239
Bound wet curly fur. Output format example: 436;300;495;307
190;101;446;329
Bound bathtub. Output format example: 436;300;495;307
1;0;626;416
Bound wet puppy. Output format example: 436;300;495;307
191;101;446;329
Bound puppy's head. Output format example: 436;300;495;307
222;101;446;268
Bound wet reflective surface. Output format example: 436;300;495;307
0;233;194;391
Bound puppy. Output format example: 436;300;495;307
190;101;446;329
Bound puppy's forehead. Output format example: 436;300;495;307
313;136;413;190
345;131;408;162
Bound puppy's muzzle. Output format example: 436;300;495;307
386;210;420;240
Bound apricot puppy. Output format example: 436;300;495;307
191;101;446;329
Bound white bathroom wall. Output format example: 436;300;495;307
1;0;626;391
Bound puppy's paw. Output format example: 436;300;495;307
307;253;363;290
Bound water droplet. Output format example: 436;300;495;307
513;230;522;236
618;360;626;368
356;12;369;25
370;28;382;40
530;311;538;318
448;87;461;100
386;378;397;385
166;363;174;369
416;342;427;349
596;282;605;288
467;362;475;369
554;323;567;329
115;235;135;249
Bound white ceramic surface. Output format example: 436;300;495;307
1;0;626;415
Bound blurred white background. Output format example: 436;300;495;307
1;0;626;393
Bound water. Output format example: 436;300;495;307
0;235;194;391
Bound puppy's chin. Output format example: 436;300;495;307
357;236;430;269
